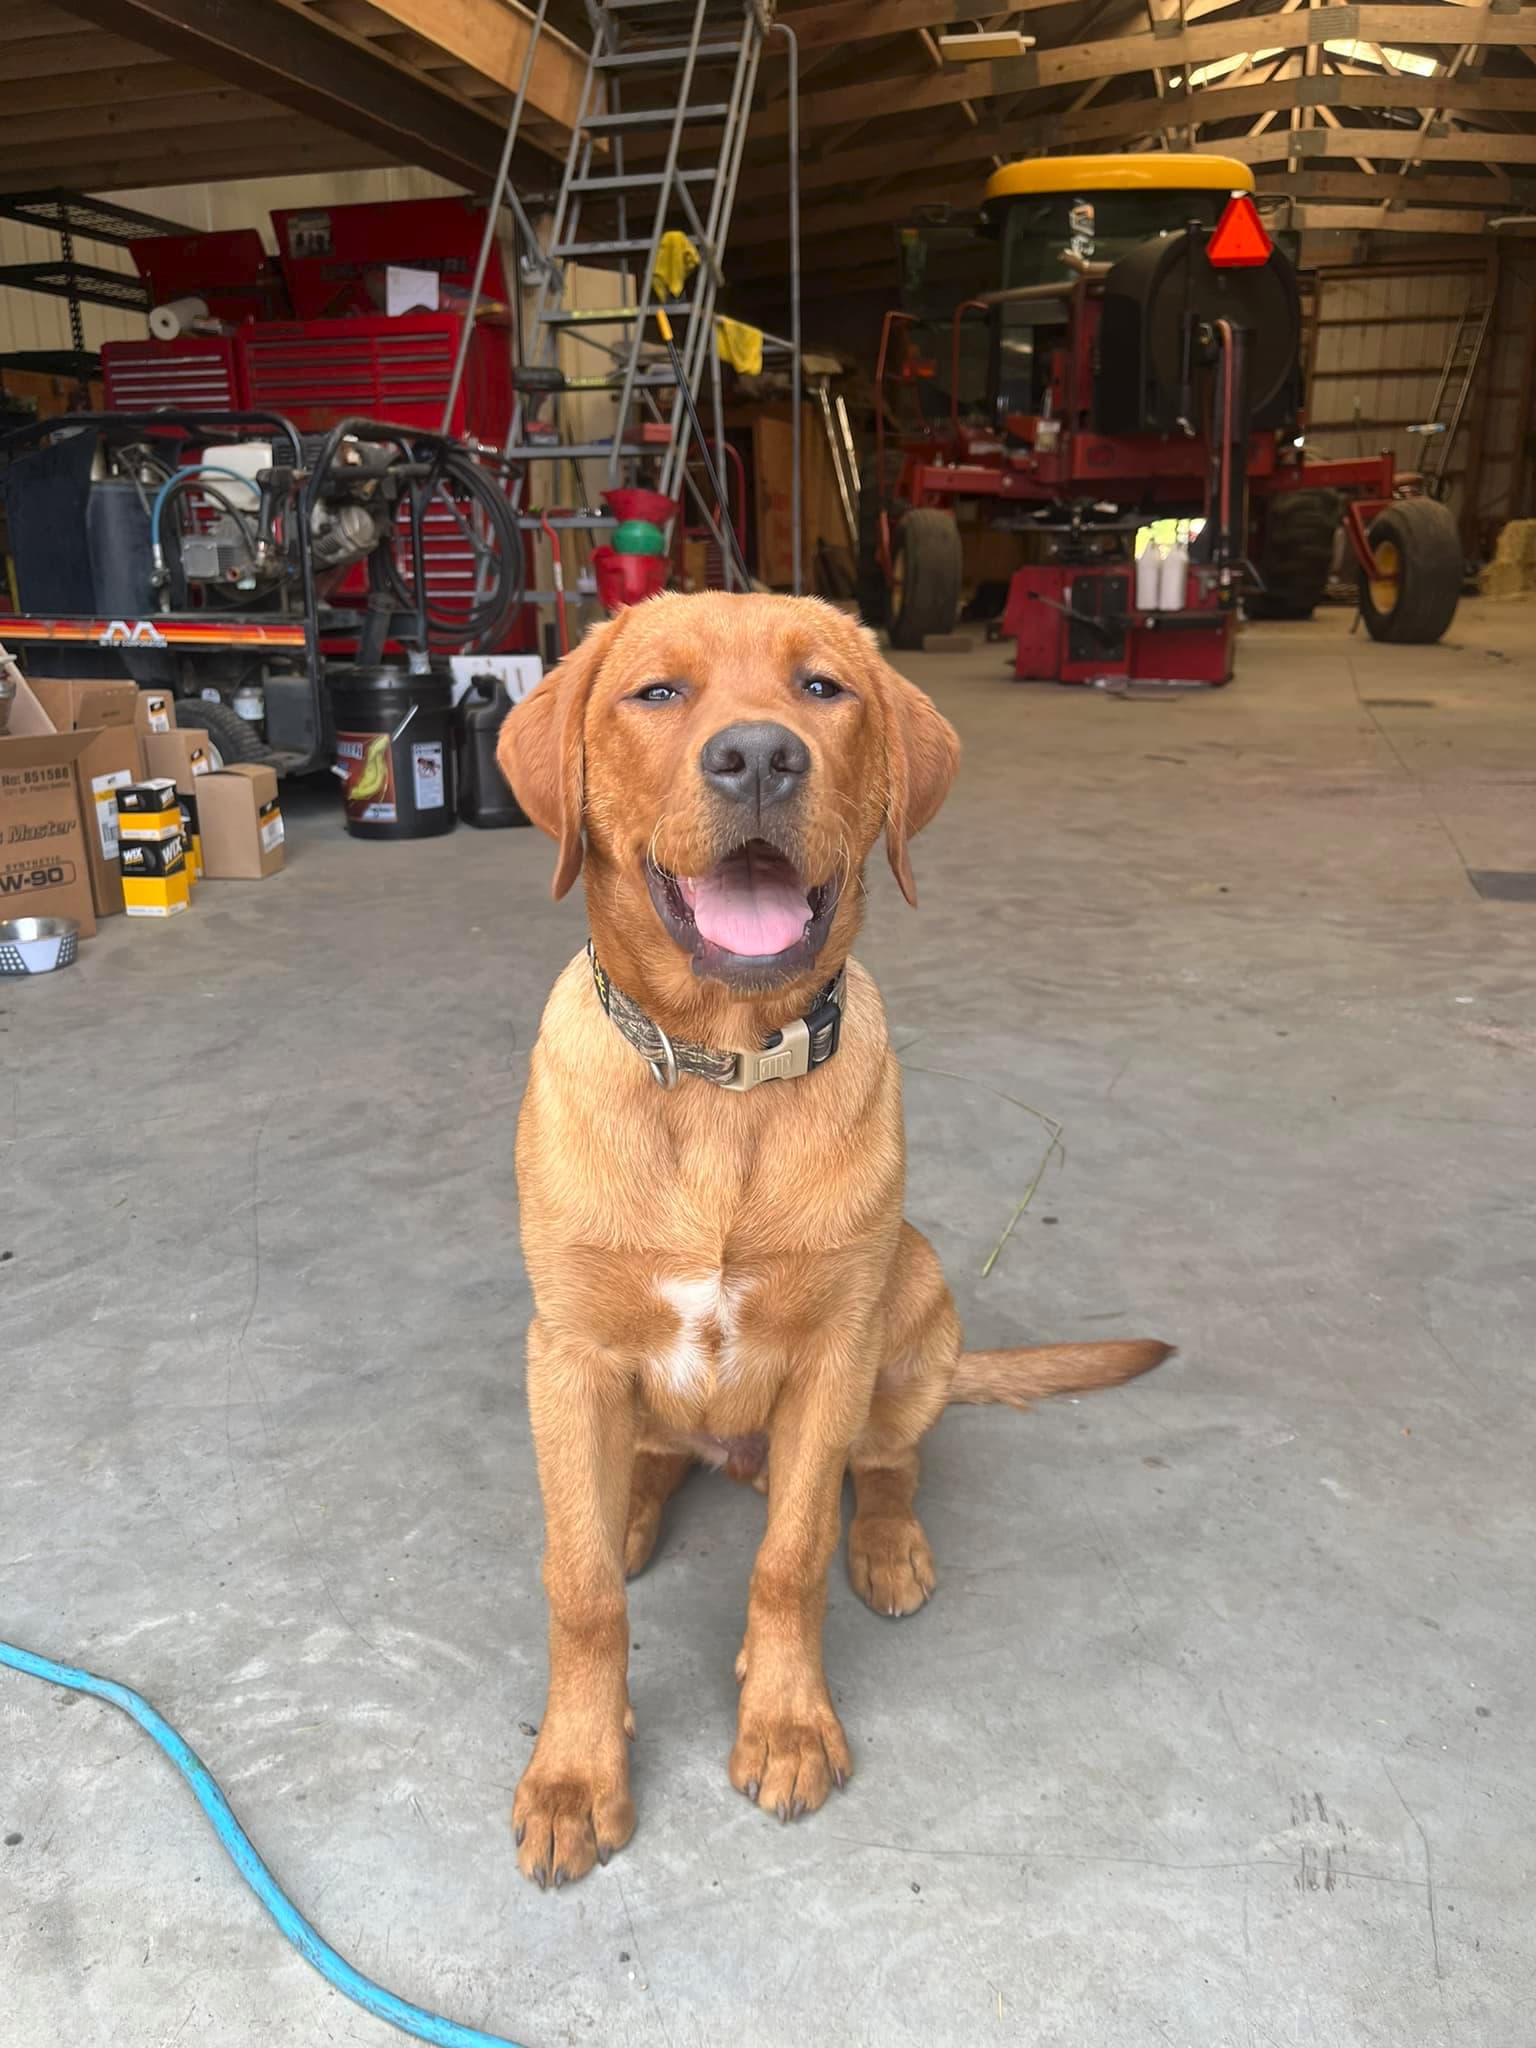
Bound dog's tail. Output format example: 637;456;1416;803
949;1340;1172;1411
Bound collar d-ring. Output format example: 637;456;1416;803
648;1022;679;1090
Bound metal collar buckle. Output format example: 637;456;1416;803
589;941;844;1092
718;974;844;1091
719;1015;812;1092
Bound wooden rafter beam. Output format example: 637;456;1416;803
352;0;588;132
0;29;167;77
1;86;290;150
778;0;1148;47
1047;67;1536;142
730;70;1536;208
0;59;226;114
735;124;1008;206
750;6;1536;137
63;0;510;185
1292;202;1536;232
0;129;395;194
1204;125;1536;164
1261;166;1535;205
731;175;981;256
0;110;377;171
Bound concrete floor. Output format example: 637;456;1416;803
3;601;1534;2047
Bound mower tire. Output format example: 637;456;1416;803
174;695;279;766
889;508;963;650
1358;497;1462;645
856;450;903;628
1247;488;1342;619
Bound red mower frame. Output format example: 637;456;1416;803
871;299;1405;608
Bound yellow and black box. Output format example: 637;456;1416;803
115;778;184;839
120;831;191;917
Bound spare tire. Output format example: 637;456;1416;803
1248;488;1343;619
173;695;278;765
1358;497;1462;645
889;508;963;650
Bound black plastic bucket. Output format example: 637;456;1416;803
330;664;457;841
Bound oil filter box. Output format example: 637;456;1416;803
142;730;212;881
116;777;183;835
119;834;190;916
116;778;191;917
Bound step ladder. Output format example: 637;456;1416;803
810;370;859;551
1410;301;1492;499
441;0;784;612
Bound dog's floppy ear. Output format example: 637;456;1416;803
496;616;620;900
873;647;960;907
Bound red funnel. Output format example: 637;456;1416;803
603;486;677;526
593;545;670;611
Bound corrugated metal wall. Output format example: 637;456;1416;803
1305;253;1534;540
0;167;456;355
1303;261;1489;515
1474;247;1536;538
0;217;139;353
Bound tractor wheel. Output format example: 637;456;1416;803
856;450;903;628
1247;488;1343;619
889;508;963;650
1357;497;1462;645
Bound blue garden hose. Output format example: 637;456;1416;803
0;1638;531;2048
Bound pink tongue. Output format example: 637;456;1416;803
688;849;809;957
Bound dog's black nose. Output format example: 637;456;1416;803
699;721;810;810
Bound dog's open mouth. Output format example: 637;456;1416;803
646;840;841;983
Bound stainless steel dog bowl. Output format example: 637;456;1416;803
0;916;80;975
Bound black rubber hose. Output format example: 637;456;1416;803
384;447;524;652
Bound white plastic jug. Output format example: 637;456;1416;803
1135;543;1164;612
1158;539;1188;613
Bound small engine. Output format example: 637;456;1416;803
129;433;404;601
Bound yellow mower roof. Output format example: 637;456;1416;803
985;154;1255;199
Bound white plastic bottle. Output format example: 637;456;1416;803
1135;542;1163;612
1158;538;1188;612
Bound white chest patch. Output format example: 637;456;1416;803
655;1272;743;1395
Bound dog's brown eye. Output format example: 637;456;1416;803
632;682;681;704
802;674;843;701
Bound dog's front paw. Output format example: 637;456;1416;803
729;1689;851;1822
848;1512;935;1616
513;1748;634;1889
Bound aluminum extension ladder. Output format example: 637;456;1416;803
1412;300;1492;499
442;0;789;604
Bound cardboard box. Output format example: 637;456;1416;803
27;678;142;740
74;731;143;915
134;689;175;737
116;778;184;837
0;728;99;936
120;830;190;917
142;731;213;882
199;763;285;879
142;728;213;792
9;677;147;916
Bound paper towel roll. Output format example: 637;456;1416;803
149;296;210;340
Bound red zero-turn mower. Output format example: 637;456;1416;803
864;155;1463;683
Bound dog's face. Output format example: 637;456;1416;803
498;593;959;996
